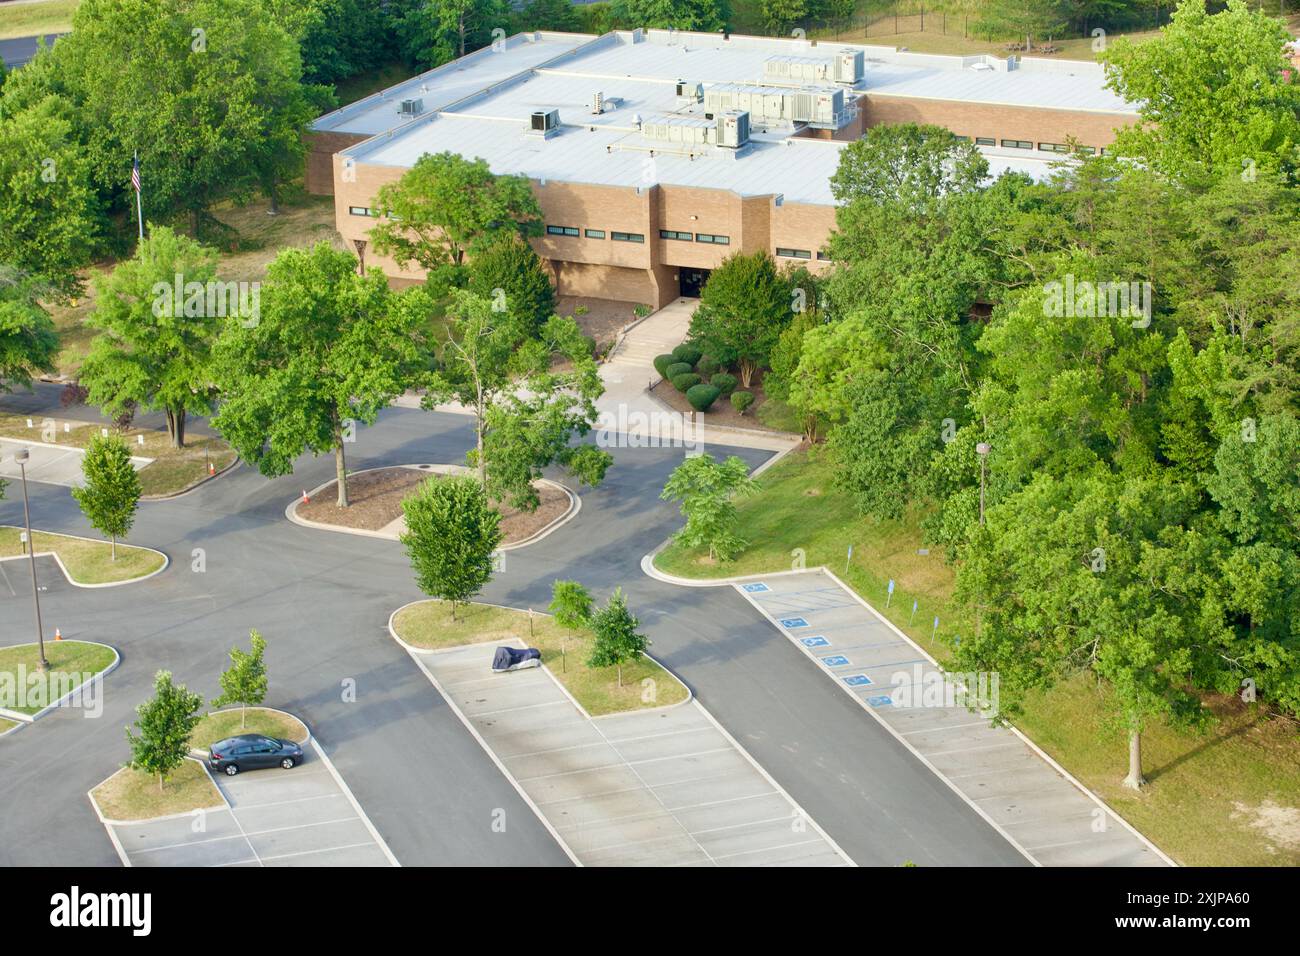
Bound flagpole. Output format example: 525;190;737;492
133;152;143;242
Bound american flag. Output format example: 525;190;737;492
131;154;141;194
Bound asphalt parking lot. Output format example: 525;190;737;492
0;437;151;488
105;748;397;867
736;571;1173;867
417;641;852;867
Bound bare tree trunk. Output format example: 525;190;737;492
174;408;186;449
111;536;117;562
1123;729;1146;790
334;429;349;507
241;703;247;729
476;412;487;488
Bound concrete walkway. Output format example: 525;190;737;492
0;437;152;487
414;640;851;866
734;570;1174;867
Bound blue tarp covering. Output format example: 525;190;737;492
492;646;542;672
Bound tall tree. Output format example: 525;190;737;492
369;152;542;286
389;0;511;68
613;0;730;31
586;587;647;687
421;289;610;508
80;226;223;449
212;243;430;507
0;270;58;394
71;434;142;561
660;453;756;561
465;235;556;337
125;670;205;792
212;630;269;729
974;0;1068;50
400;474;502;620
56;0;316;232
0;95;104;295
1101;0;1300;183
688;251;792;388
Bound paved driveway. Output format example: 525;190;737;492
106;746;397;867
0;437;151;487
418;642;850;866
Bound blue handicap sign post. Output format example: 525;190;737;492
886;578;895;608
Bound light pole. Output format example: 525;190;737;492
13;449;49;672
975;442;990;527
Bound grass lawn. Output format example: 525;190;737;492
0;411;236;497
655;448;1300;866
393;599;690;716
189;707;309;753
0;640;116;716
0;526;164;584
0;717;18;734
0;0;77;39
91;759;223;822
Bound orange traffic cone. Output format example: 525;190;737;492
54;628;62;641
208;461;216;476
302;489;310;504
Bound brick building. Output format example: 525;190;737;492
308;29;1138;308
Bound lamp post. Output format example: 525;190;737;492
975;442;991;527
13;449;49;672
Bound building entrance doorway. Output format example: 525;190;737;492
679;268;710;298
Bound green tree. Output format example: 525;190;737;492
400;474;502;620
549;579;594;635
369;152;542;288
390;0;510;66
660;453;756;561
760;0;810;35
613;0;729;31
125;670;205;792
465;235;556;337
586;587;647;687
974;0;1068;50
56;0;317;232
1101;0;1300;183
212;243;431;507
80;226;223;449
689;251;792;387
0;270;58;394
515;0;581;32
71;434;142;560
0;95;104;295
423;290;610;508
212;630;269;729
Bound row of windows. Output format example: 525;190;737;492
547;224;645;242
776;248;832;262
349;206;376;217
659;230;732;245
969;136;1102;156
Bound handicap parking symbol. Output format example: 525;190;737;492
867;695;894;707
821;655;849;667
741;582;770;593
780;617;808;629
799;635;830;648
843;674;873;687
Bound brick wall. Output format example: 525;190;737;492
305;131;368;195
861;95;1132;150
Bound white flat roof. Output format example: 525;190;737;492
324;29;1132;206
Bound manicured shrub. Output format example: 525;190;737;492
672;342;703;367
710;372;738;396
696;354;718;378
671;372;702;392
731;391;755;415
686;383;721;412
653;354;677;378
665;361;693;380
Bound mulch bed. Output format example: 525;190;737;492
298;466;570;545
650;369;788;433
560;295;643;357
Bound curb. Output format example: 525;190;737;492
283;463;579;551
87;756;231;836
187;706;311;757
0;640;121;723
141;454;241;501
0;527;169;588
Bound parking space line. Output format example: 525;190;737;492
518;746;736;782
898;720;993;736
472;699;573;718
691;814;791;836
925;741;1024;758
255;841;380;864
709;838;826;862
512;725;715;759
227;792;346;812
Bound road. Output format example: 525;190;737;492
0;33;62;69
0;397;1025;866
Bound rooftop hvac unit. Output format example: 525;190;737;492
832;49;864;85
399;97;424;116
529;109;560;133
675;80;703;104
592;91;604;115
716;110;750;149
